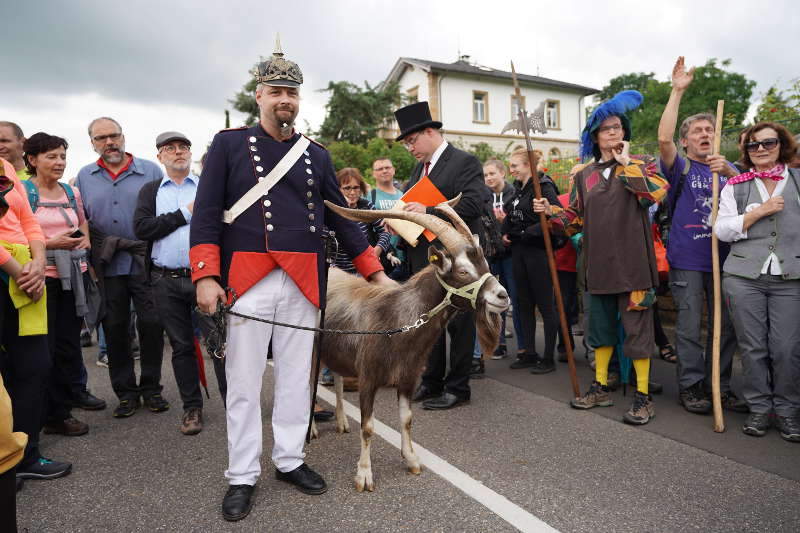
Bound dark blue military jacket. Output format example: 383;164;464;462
189;124;381;307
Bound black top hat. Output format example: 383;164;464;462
394;101;442;141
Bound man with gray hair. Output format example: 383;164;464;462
75;117;168;419
657;56;746;415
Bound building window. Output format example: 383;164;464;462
511;95;526;120
473;91;489;123
546;100;560;129
407;85;419;103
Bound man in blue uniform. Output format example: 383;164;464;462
189;38;392;522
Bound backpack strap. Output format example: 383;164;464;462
59;182;78;213
667;158;691;220
370;188;377;206
22;179;39;212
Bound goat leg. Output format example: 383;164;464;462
398;393;422;475
333;373;349;434
355;414;375;492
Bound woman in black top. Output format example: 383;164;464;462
501;148;562;374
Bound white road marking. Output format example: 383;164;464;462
315;385;560;533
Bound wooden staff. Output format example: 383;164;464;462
511;62;580;399
710;100;725;432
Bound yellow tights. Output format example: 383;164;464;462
595;346;650;394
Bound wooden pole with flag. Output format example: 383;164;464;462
510;61;580;399
710;99;725;432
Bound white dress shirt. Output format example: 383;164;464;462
427;140;449;173
714;166;792;275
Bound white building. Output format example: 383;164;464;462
382;56;597;159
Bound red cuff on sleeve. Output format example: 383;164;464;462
352;247;383;280
190;243;221;282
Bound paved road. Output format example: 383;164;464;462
16;330;799;532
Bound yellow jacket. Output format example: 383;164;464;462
1;241;47;335
0;374;27;475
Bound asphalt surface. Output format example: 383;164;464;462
16;325;800;533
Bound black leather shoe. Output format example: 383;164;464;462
529;358;555;374
411;384;439;403
313;410;334;422
73;390;107;411
222;484;255;522
422;392;469;410
275;463;327;495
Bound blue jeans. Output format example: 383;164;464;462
490;256;526;352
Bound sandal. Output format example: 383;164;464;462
659;344;677;363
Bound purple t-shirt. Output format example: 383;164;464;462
660;154;731;272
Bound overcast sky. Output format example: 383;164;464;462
3;0;797;177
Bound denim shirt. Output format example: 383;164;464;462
152;174;197;269
75;155;163;276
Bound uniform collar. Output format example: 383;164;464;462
251;123;299;143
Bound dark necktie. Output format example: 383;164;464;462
424;161;431;179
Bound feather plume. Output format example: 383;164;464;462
580;90;643;160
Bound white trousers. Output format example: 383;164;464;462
224;269;317;485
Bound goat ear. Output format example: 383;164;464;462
427;245;451;274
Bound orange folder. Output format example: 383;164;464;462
400;176;447;242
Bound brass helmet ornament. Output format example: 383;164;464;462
255;34;303;87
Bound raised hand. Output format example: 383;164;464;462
671;56;695;92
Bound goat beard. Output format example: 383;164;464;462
476;307;502;357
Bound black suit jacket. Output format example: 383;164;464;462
404;143;488;273
133;178;190;281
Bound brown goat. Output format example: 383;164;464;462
313;199;509;492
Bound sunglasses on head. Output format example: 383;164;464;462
745;138;779;152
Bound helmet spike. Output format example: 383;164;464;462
273;33;284;58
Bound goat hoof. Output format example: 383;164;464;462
407;464;422;475
336;422;350;434
354;471;374;492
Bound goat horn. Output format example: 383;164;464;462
434;200;474;242
323;200;468;254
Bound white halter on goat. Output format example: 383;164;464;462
427;271;494;318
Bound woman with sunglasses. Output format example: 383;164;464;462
0;155;73;483
715;121;800;442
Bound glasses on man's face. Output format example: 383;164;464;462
341;185;361;192
92;132;122;143
161;143;191;154
745;138;779;153
597;123;623;133
403;133;424;150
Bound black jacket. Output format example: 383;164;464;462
403;143;489;273
502;172;562;248
133;178;190;280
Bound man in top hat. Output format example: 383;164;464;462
190;37;391;522
396;101;489;410
534;91;669;425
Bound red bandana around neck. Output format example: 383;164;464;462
727;164;786;185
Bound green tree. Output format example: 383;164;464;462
316;81;403;145
755;82;800;123
595;59;756;148
230;63;260;126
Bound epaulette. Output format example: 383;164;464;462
218;126;248;133
303;134;326;150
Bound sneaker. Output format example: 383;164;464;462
113;399;139;418
742;413;770;437
73;390;107;411
721;391;749;413
509;353;539;370
180;407;203;436
144;394;170;413
96;352;109;368
570;381;613;409
679;383;712;414
491;345;508;360
43;417;89;437
16;457;72;480
529;358;555;374
775;416;800;443
623;392;654;425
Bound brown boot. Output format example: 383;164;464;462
180;407;203;436
43;417;89;436
342;377;359;392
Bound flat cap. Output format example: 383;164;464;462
156;131;191;149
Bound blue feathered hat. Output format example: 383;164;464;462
580;90;643;161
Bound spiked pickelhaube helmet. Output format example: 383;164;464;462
255;34;303;87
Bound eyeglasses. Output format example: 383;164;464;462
92;132;122;143
341;185;361;192
403;132;424;150
745;138;779;152
161;143;191;154
597;123;623;133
